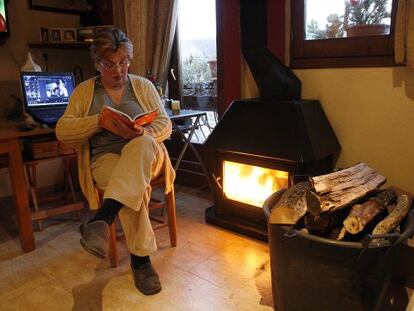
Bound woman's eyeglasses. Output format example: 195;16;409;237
99;58;130;71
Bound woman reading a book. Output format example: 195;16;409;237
56;27;175;295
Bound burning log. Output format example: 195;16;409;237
306;163;386;215
372;194;412;235
269;181;311;225
342;189;397;235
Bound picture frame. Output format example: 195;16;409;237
29;0;88;14
61;28;77;42
40;27;49;42
49;28;61;42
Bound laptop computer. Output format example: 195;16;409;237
20;71;75;127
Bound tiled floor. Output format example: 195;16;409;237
0;186;273;311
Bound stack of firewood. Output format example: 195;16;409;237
269;163;413;241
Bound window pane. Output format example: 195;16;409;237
178;0;217;99
305;0;392;40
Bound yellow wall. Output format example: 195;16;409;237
294;67;414;194
240;63;414;194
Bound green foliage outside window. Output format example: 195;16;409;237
182;54;212;95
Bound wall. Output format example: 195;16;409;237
0;0;94;197
294;67;414;194
238;0;414;195
0;0;95;118
240;64;414;194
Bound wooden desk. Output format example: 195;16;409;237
0;124;54;252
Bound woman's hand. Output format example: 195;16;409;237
98;114;144;140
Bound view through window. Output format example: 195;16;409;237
306;0;392;40
178;0;217;133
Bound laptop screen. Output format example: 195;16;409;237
20;72;75;110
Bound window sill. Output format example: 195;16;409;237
291;55;396;69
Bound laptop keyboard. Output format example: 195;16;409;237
32;109;65;124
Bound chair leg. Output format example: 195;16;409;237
64;158;81;221
166;186;177;247
25;163;43;231
108;222;118;267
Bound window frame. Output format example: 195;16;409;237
290;0;399;69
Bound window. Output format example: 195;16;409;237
177;0;217;112
166;0;217;139
291;0;398;68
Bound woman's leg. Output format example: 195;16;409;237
90;153;123;224
91;152;120;191
80;153;122;258
96;135;165;295
103;135;163;211
88;136;165;294
101;135;164;256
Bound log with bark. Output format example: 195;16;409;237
269;181;311;225
306;163;386;215
331;226;347;240
372;194;412;235
342;189;397;235
304;206;351;233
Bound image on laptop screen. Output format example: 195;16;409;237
20;72;75;109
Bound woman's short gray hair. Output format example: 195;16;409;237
90;27;133;64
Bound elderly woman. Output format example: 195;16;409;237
56;27;174;295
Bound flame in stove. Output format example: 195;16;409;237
223;160;289;208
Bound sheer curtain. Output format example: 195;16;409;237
395;0;414;69
113;0;178;90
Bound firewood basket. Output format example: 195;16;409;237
263;190;414;311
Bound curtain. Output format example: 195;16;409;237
395;0;414;69
113;0;178;90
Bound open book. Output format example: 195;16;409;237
100;106;159;132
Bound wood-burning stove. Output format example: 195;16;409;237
203;0;340;240
204;99;340;240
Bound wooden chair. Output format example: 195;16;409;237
96;174;177;267
25;154;84;230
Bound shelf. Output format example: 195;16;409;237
28;41;92;49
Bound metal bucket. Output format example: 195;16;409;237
263;190;414;311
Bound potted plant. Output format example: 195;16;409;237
344;0;391;37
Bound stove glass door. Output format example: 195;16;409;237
222;160;289;208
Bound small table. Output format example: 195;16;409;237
0;124;54;252
0;123;83;253
166;109;213;194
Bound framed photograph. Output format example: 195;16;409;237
49;28;61;42
29;0;88;14
61;28;77;41
40;27;49;42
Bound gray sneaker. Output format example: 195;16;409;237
79;220;110;258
